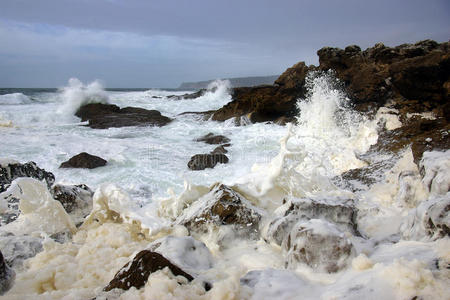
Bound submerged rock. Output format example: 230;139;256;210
0;232;43;269
0;161;55;193
60;152;107;169
195;133;231;145
0;251;15;296
187;153;229;170
283;219;355;273
177;184;261;238
265;197;358;246
75;103;172;129
104;250;193;292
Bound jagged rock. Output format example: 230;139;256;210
282;219;355;273
265;197;358;246
0;232;43;269
60;152;107;169
0;161;55;193
177;184;261;238
51;184;93;214
167;89;208;100
187;153;229;170
211;145;228;154
148;236;213;275
104;250;193;292
196;133;231;145
75;103;172;129
0;251;15;296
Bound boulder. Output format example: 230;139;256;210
196;133;231;145
187;153;229;170
265;197;358;246
59;152;107;169
0;161;54;193
0;251;15;296
104;250;193;291
75;103;172;129
282;219;355;273
177;184;261;238
211;145;228;154
50;184;93;214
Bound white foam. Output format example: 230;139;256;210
0;93;32;105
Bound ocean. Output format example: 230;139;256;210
0;75;448;299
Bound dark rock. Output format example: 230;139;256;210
0;161;55;193
0;194;20;226
75;103;172;129
177;184;261;238
51;184;93;213
0;251;15;295
211;145;228;154
196;133;231;145
265;197;358;246
187;154;229;170
0;232;43;269
59;152;107;169
104;250;193;292
167;89;208;100
283;219;355;273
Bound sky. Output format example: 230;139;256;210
0;0;449;88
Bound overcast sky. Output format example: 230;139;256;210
0;0;449;88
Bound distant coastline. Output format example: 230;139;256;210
178;75;279;90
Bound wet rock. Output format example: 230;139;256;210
283;219;355;273
196;133;231;145
51;184;93;214
403;194;450;241
0;232;43;269
59;152;107;169
75;103;172;129
0;251;15;295
177;184;262;238
187;153;229;170
104;250;193;292
148;236;213;275
0;161;55;193
167;89;207;100
211;145;228;154
265;197;358;246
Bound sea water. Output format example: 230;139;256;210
0;74;448;299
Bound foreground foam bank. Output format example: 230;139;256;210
0;41;449;299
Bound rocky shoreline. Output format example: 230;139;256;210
0;40;449;298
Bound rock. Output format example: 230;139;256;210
50;184;93;225
196;133;231;145
0;232;43;269
148;236;213;275
167;89;207;100
104;250;193;292
187;153;229;170
75;103;172;129
282;219;355;273
0;193;20;226
177;184;261;238
0;251;15;296
403;194;450;241
265;197;358;246
211;145;228;154
0;161;55;193
59;152;107;169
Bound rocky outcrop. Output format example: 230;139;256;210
0;251;15;295
167;89;207;100
195;133;231;145
75;103;172;129
60;152;107;169
187;153;229;170
0;162;54;193
50;184;93;214
211;62;311;122
283;219;355;273
177;184;262;238
211;40;449;123
104;250;193;291
265;197;358;246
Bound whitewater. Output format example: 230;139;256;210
0;74;448;299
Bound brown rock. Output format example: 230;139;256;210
104;250;193;291
196;133;231;145
59;152;107;169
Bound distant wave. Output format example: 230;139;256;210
0;93;32;105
